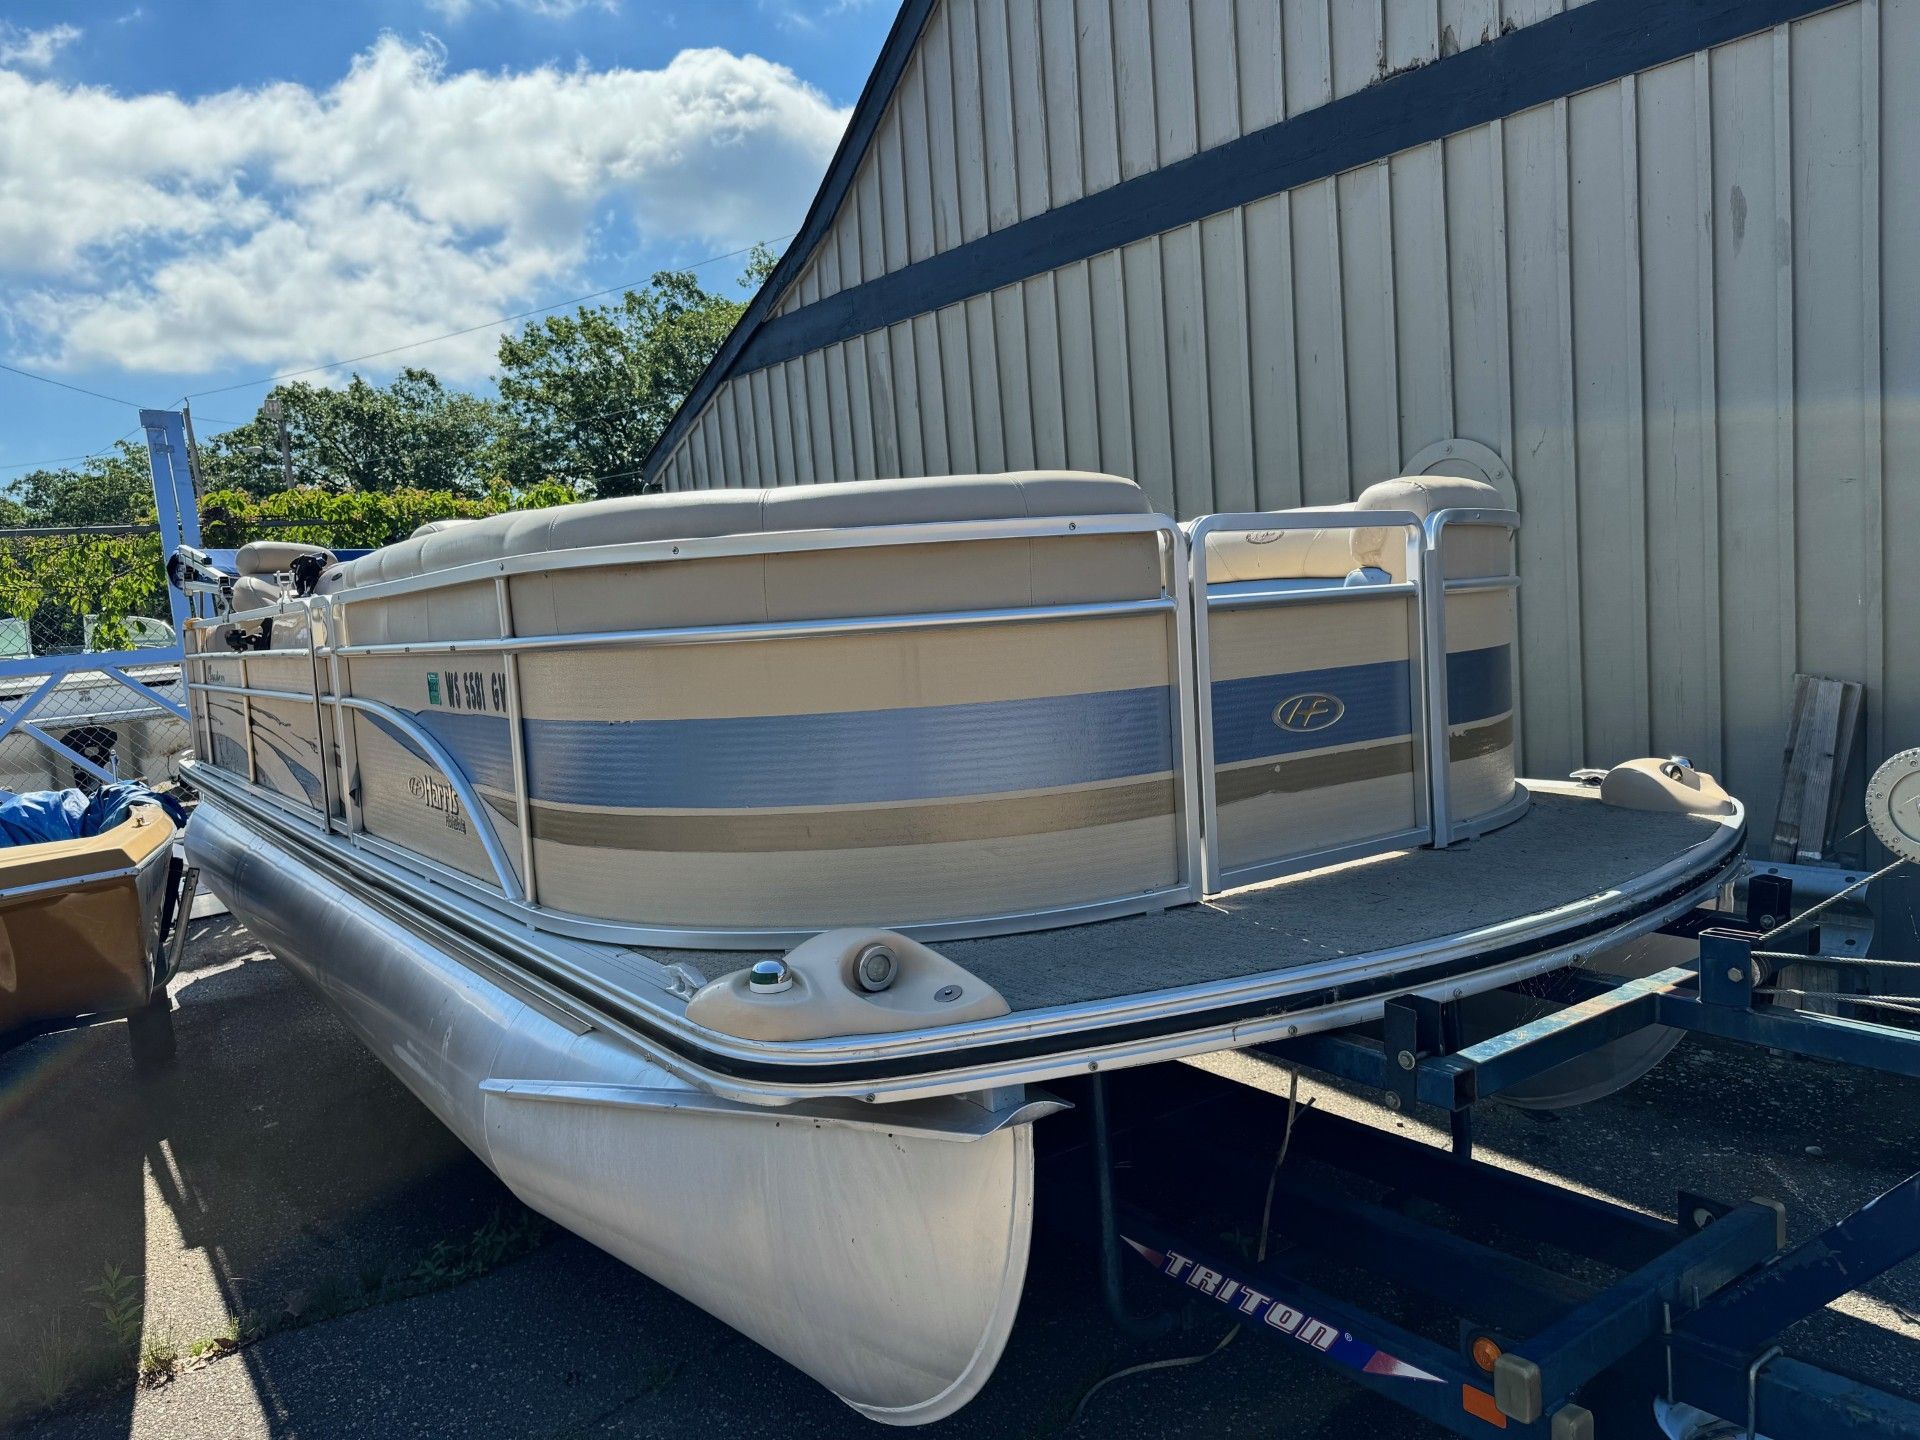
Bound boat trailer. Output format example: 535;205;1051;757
1062;864;1920;1439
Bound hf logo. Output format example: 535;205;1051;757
1273;693;1344;733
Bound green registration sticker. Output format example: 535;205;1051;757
426;673;441;705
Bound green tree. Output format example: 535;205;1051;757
6;442;155;526
201;369;505;496
495;246;776;497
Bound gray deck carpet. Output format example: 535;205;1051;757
940;789;1730;1012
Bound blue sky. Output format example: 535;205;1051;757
0;0;898;475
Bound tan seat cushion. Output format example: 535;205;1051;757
1201;504;1362;583
409;518;476;539
236;540;336;577
1350;475;1502;572
327;472;1151;591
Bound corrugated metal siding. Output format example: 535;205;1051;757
653;0;1908;863
765;0;1596;317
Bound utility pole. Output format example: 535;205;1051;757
263;394;293;490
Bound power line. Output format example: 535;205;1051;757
0;361;146;409
182;234;793;402
0;424;142;474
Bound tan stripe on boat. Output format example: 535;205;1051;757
509;775;1178;853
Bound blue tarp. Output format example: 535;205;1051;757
0;782;186;848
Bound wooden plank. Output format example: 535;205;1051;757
1826;680;1866;850
1771;674;1865;862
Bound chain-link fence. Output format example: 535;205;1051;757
0;523;189;793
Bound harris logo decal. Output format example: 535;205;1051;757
407;772;468;834
1273;693;1345;733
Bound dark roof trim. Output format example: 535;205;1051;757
648;0;1838;483
642;0;937;483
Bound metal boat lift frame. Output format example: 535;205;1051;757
1080;871;1920;1439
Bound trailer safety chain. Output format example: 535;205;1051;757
1073;1071;1312;1425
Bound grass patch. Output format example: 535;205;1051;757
2;1204;551;1430
139;1329;180;1388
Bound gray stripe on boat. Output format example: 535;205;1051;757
1452;715;1513;761
1216;741;1415;805
513;777;1179;853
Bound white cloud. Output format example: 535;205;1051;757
423;0;618;23
760;0;881;34
0;22;81;68
2;36;845;376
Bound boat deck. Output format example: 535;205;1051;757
671;785;1737;1020
882;787;1731;1013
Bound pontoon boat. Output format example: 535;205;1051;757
173;472;1743;1424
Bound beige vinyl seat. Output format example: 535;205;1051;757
320;472;1149;592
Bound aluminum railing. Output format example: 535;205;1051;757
184;505;1523;940
1186;510;1431;892
184;513;1205;948
1420;507;1523;844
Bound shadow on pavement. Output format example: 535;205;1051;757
1;915;515;1434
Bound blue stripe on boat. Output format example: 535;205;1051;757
1447;644;1512;726
1210;644;1511;767
374;688;1176;811
1211;660;1414;765
353;647;1509;811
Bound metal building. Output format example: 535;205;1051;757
643;0;1913;856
